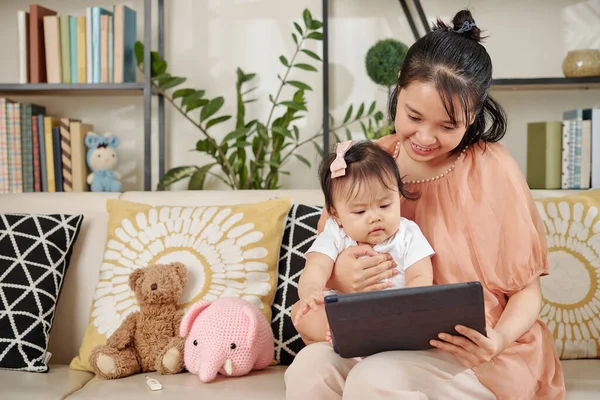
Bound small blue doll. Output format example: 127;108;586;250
85;132;122;192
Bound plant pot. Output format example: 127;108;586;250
562;49;600;77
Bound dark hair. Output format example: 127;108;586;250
319;141;414;214
388;9;507;155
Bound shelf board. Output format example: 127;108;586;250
0;83;149;96
492;77;600;91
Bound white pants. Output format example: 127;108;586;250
285;342;496;400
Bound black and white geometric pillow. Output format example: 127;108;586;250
0;213;83;372
271;204;323;365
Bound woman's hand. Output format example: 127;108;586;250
430;325;507;368
326;244;398;293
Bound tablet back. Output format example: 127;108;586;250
324;282;486;358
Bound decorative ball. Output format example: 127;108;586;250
365;39;409;87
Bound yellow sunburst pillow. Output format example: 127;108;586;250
535;189;600;360
70;196;291;372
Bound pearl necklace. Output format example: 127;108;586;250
393;141;468;185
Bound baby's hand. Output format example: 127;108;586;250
294;288;324;326
325;323;333;347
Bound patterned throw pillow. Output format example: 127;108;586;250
535;190;600;359
271;204;323;365
70;197;291;372
0;213;84;372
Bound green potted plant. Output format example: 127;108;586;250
136;9;384;190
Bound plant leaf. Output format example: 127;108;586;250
293;126;300;141
152;59;167;76
206;115;232;129
159;77;186;90
294;154;311;168
157;165;197;191
343;105;353;124
222;127;250;142
287;80;312;91
368;101;376;115
186;98;209;113
134;41;144;66
312;141;323;157
360;121;368;136
292;33;298;45
181;90;206;106
309;20;323;30
307;32;323;40
280;170;291;176
280;101;307;111
355;102;365;119
173;88;195;99
188;163;216;190
200;97;225;122
374;111;384;121
303;9;313;28
293;63;318;72
232;141;252;148
301;49;322;61
256;123;269;140
242;87;258;96
272;126;293;139
195;139;217;155
294;22;303;36
279;55;289;67
346;128;352;140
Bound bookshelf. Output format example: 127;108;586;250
320;0;600;154
1;0;165;191
492;77;600;91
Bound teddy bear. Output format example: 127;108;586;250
85;132;122;192
89;262;188;379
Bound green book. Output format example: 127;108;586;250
526;121;563;189
60;15;71;83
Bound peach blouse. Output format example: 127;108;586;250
376;135;566;399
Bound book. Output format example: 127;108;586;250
17;11;29;83
60;14;71;83
43;15;62;84
527;122;563;189
113;5;137;83
29;4;57;83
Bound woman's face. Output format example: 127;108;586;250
394;81;469;166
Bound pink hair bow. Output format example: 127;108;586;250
330;140;353;178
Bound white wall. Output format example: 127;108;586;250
0;0;598;191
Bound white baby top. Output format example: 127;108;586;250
306;217;435;290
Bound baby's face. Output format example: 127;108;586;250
332;182;401;246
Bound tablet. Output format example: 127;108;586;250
324;281;486;358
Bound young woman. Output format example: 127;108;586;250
285;9;566;400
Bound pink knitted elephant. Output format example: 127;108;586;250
180;297;274;383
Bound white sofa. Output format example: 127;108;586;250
1;189;599;399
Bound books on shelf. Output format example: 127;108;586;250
17;4;138;84
526;107;600;190
0;97;94;194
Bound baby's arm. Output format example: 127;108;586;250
405;256;433;287
295;252;334;323
292;252;334;345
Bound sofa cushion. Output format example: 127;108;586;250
66;367;286;400
0;213;83;372
0;364;93;400
271;204;322;365
70;197;292;372
535;189;600;359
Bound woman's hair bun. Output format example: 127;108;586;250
432;9;483;43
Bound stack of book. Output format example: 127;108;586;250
17;4;137;84
0;98;94;193
526;108;600;190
